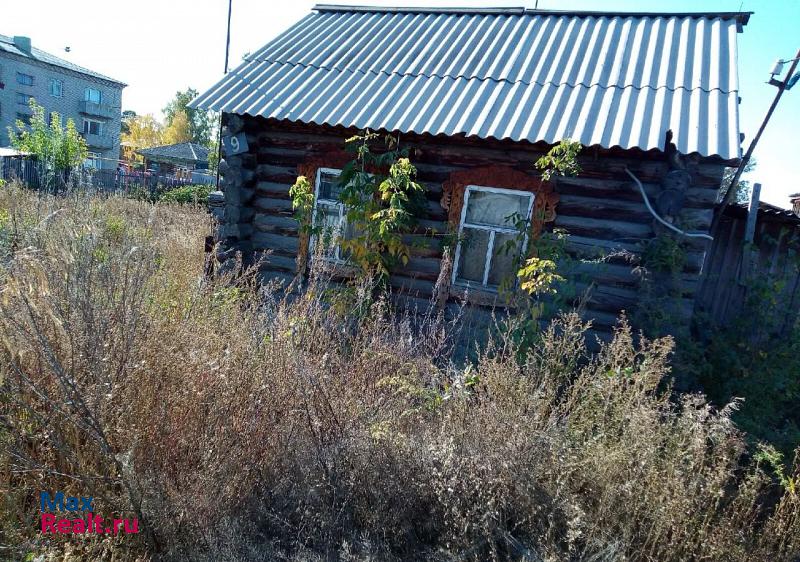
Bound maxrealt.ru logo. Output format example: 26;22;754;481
40;491;139;535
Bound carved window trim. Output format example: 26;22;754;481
440;165;559;243
438;165;559;304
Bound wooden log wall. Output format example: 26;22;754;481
217;115;727;340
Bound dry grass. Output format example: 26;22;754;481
0;183;798;561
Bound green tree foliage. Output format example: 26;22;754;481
534;137;582;181
120;109;137;135
162;88;214;146
721;158;757;204
8;99;88;188
291;131;425;280
517;139;582;297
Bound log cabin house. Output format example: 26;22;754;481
192;5;750;340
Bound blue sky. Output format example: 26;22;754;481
4;0;799;206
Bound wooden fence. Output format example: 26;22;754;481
695;201;800;335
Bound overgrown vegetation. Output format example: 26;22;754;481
7;99;88;190
125;182;214;205
685;271;800;457
1;184;799;561
157;183;214;205
291;131;426;280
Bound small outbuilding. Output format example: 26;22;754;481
136;141;210;177
192;5;750;339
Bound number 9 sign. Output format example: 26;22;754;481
222;132;248;156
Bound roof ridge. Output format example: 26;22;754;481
312;4;752;23
0;32;126;85
239;57;741;95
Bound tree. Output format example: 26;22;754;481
8;99;87;189
721;158;757;204
162;110;192;145
206;135;219;172
121;114;164;151
122;113;164;150
163;88;213;146
120;110;137;135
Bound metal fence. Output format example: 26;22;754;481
0;156;202;195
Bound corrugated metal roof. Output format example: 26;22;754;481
0;34;126;86
137;142;210;163
192;6;749;160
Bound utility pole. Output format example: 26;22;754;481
713;47;800;234
215;0;233;190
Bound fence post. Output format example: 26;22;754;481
740;182;762;284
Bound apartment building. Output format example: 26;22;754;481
0;34;126;170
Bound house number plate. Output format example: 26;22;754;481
222;133;248;156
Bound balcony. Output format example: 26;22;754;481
79;100;116;119
82;133;113;149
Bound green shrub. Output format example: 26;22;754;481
158;183;213;205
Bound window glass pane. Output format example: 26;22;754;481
487;232;523;287
85;88;101;103
318;171;343;201
464;189;530;228
456;227;489;284
315;203;342;259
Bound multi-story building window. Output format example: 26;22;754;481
82;118;103;136
84;87;102;104
16;72;33;86
84;152;102;169
49;78;63;97
15;92;32;105
16;112;31;125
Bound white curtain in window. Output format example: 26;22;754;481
464;190;529;228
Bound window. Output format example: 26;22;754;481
84;87;102;104
16;72;33;86
49;78;63;97
16;112;32;125
15;92;32;105
452;185;535;289
82;118;103;135
310;168;357;263
84;152;101;170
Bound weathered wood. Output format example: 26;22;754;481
223;115;734;338
696;207;800;335
555;215;653;240
251;232;300;253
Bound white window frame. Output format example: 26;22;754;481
49;78;63;97
84;87;102;104
310;167;349;264
452;184;535;289
83;118;103;136
84;152;102;170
